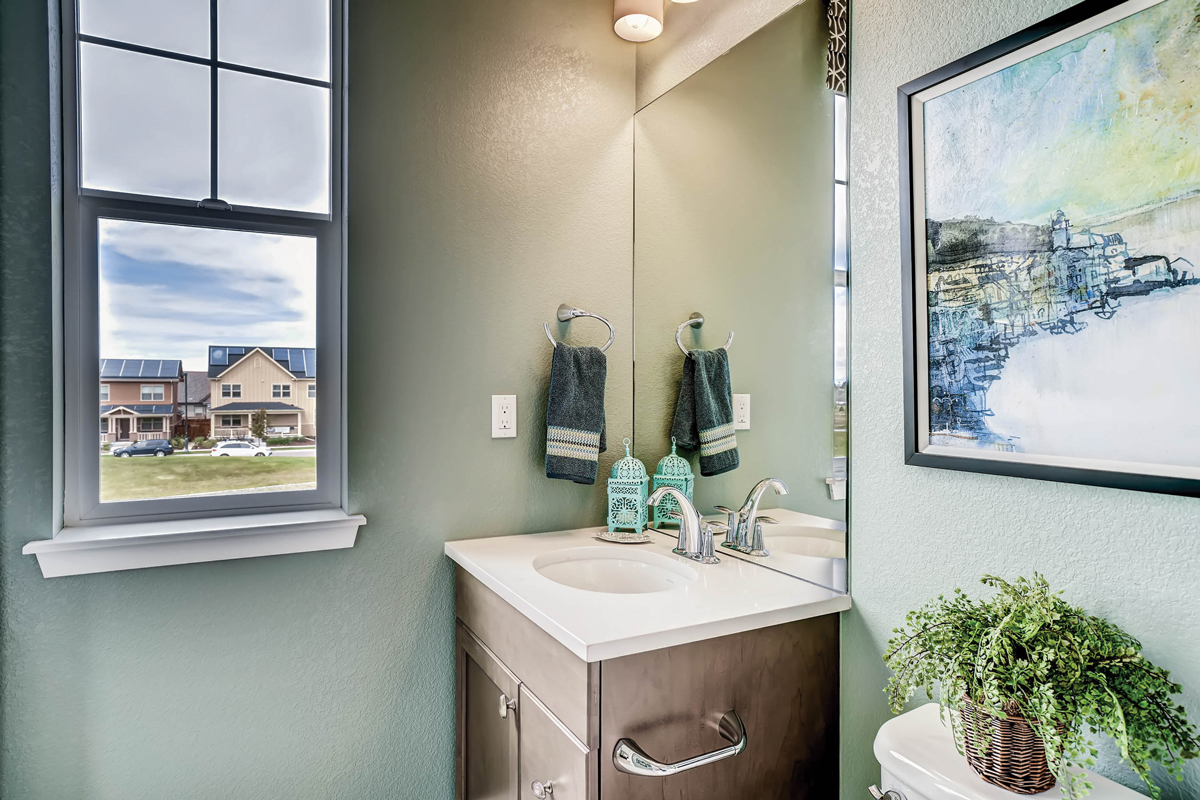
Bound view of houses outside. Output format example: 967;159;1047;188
99;220;318;502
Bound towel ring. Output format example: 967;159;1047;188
676;312;734;356
545;304;615;353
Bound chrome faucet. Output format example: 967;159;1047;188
718;478;788;556
647;487;725;564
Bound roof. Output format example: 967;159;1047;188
100;359;183;380
100;404;175;415
210;402;304;412
181;371;210;403
207;346;316;379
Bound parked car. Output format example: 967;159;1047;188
211;441;272;457
112;439;174;458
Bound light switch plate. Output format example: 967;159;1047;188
733;394;750;430
492;395;517;438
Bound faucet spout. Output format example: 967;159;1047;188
732;478;789;550
647;486;703;558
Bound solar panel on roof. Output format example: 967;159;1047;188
120;360;139;377
210;347;228;366
305;350;316;378
228;347;244;355
272;348;289;361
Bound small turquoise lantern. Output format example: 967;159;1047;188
651;437;695;526
607;438;649;533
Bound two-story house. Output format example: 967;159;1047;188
207;346;316;440
100;359;183;443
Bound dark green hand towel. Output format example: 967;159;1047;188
671;348;738;477
545;343;607;485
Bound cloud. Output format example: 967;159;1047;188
99;220;317;371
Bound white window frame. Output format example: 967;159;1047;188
26;0;363;578
100;383;109;401
99;417;108;433
308;382;317;398
220;415;243;428
221;383;241;399
272;384;291;398
140;384;164;401
138;416;165;433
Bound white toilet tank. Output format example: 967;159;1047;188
873;703;1145;800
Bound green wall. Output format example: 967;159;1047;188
0;0;632;795
841;1;1200;798
633;0;843;522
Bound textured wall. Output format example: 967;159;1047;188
633;0;843;521
0;0;633;796
635;0;800;109
843;1;1200;798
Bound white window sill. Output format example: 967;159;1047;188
23;509;366;578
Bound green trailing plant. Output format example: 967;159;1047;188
885;574;1199;798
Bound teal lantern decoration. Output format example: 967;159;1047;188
651;437;695;526
607;438;649;533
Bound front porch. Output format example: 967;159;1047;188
213;411;302;440
101;405;174;444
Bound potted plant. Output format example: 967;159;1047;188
885;574;1199;798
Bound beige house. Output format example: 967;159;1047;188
207;346;316;440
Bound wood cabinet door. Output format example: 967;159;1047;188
599;615;839;800
458;622;521;800
518;686;595;800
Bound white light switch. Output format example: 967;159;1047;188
492;395;517;438
733;394;750;430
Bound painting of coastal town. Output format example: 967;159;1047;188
916;0;1200;477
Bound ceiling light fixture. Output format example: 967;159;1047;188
614;0;664;42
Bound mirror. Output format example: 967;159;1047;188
632;0;847;589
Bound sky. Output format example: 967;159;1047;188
99;220;317;372
923;0;1200;225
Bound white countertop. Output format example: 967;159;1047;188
445;526;851;662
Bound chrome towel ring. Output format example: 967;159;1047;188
544;303;615;353
676;312;734;356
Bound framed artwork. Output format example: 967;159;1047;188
899;0;1200;496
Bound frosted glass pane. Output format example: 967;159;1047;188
79;0;209;57
834;94;847;183
217;70;330;213
80;44;210;199
834;183;848;273
217;0;330;81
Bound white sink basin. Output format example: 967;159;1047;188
532;546;698;594
763;525;846;559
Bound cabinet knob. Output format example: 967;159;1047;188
499;693;517;719
531;780;554;798
868;786;904;800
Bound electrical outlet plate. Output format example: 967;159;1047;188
492;395;517;438
733;394;750;430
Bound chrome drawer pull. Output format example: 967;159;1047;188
868;786;904;800
499;693;517;719
531;780;554;798
612;710;746;777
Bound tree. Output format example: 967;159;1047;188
251;408;268;442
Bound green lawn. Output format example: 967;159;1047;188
100;455;317;502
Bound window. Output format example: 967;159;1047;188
308;383;316;398
53;0;353;556
99;417;108;433
831;92;849;489
272;384;291;398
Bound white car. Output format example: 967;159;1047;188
210;441;273;457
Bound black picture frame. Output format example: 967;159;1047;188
898;0;1200;498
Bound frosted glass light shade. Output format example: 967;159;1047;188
614;0;664;41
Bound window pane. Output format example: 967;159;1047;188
217;71;330;213
80;44;210;199
79;0;210;57
834;94;847;183
217;0;331;81
834;183;848;273
99;219;317;501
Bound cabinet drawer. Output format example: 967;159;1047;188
519;686;595;800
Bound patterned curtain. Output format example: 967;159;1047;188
826;0;848;93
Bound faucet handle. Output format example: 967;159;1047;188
713;505;739;548
748;516;776;557
698;523;722;564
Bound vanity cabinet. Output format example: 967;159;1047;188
455;568;838;800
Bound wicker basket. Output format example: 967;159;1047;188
959;697;1062;794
